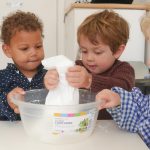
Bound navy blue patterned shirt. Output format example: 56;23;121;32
0;63;47;121
107;87;150;148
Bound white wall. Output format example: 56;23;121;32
57;0;65;55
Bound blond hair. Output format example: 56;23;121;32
140;12;150;40
77;10;129;53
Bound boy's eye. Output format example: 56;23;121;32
80;49;87;54
20;47;28;51
82;51;87;54
94;50;103;55
36;45;43;49
95;52;101;55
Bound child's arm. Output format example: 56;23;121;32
7;87;25;114
44;69;59;90
96;87;150;147
96;89;121;109
66;65;92;89
0;87;23;121
75;60;135;92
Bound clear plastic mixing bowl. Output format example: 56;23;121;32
12;89;99;144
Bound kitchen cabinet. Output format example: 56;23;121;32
64;3;150;62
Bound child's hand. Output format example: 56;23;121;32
7;87;25;114
96;89;121;110
66;65;92;89
44;69;59;90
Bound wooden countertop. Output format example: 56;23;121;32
65;3;150;16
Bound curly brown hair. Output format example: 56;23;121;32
1;10;44;44
77;9;129;53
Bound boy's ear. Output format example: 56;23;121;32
2;44;12;58
113;44;125;59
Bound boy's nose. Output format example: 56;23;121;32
30;48;37;56
87;53;94;61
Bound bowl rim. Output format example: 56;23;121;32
11;88;100;110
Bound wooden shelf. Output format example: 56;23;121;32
65;3;150;15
